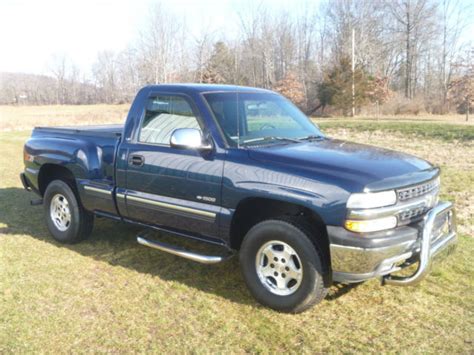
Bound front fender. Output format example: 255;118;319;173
222;150;351;226
229;179;349;226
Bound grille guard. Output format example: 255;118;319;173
383;201;456;286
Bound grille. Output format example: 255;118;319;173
399;206;428;221
396;178;440;224
397;178;439;201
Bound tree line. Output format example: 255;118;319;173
0;0;472;117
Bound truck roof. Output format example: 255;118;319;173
142;83;275;95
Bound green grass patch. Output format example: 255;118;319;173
315;119;474;142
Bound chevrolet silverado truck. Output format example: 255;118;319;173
21;84;457;313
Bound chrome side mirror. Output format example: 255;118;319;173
170;128;212;150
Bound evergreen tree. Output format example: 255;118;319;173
317;57;370;115
202;42;235;84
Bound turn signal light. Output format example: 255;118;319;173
345;216;397;233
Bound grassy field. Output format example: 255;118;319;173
318;119;474;141
0;106;473;352
0;104;129;131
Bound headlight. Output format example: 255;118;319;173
347;190;397;209
345;216;397;233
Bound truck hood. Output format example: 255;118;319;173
247;138;435;191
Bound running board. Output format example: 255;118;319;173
137;236;233;264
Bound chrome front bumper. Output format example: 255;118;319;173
330;201;457;285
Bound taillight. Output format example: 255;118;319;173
23;148;33;162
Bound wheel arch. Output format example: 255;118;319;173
229;197;331;273
38;163;78;196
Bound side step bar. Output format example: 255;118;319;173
137;236;233;264
30;198;43;206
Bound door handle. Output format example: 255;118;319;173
129;155;144;166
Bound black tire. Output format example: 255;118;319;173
239;219;328;313
43;180;94;244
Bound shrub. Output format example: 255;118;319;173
380;94;426;116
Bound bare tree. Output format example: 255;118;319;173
193;26;215;83
439;0;472;109
67;64;81;104
386;0;438;99
92;51;119;103
294;3;318;109
137;3;184;84
116;47;141;101
49;54;69;104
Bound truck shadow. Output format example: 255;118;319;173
0;187;356;307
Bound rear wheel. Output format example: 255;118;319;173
240;219;328;313
44;180;93;243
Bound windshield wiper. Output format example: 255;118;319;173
299;135;324;141
242;136;301;145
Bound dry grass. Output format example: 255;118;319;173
317;114;474;125
0;110;472;353
0;104;129;131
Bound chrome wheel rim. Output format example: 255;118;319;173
255;240;303;296
50;194;71;232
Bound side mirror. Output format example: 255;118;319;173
170;128;212;151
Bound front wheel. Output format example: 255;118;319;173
239;219;328;313
44;180;94;244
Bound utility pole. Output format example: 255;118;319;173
351;28;355;117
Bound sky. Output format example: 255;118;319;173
0;0;472;77
0;0;306;76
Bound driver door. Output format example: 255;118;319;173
120;94;224;238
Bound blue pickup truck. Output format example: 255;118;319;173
21;84;457;312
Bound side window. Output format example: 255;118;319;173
138;95;201;145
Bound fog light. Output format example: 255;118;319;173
345;216;397;233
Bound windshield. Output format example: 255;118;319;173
204;92;324;146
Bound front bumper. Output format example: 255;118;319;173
329;201;457;285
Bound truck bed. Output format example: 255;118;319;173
34;124;123;138
29;124;124;208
